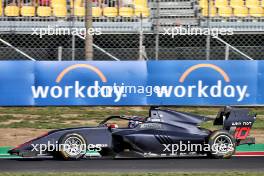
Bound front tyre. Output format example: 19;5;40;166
57;133;87;160
208;130;236;159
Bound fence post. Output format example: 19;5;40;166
58;46;62;61
155;0;160;60
206;35;211;60
225;45;230;60
72;34;75;61
85;0;93;60
206;0;211;60
139;15;144;60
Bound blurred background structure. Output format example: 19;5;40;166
0;0;263;60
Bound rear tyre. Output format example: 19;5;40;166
57;133;87;160
207;130;236;159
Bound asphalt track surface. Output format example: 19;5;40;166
0;157;264;172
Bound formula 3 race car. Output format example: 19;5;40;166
9;106;256;160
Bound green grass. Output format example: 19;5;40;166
0;106;263;129
252;118;264;130
0;173;263;176
0;107;148;117
0;115;17;122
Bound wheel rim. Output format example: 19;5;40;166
63;136;85;157
212;134;234;155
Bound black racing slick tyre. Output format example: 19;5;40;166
207;130;236;159
57;133;87;160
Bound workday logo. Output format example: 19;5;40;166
31;64;126;102
154;63;249;102
31;63;250;104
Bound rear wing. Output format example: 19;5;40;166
214;106;256;128
214;106;256;142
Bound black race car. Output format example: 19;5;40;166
9;106;256;160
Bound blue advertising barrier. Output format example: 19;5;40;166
0;61;261;106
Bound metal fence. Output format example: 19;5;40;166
0;0;264;60
0;33;264;60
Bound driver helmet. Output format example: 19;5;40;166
128;117;143;128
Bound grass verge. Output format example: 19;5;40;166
0;106;263;129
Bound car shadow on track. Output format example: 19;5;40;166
6;155;213;161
